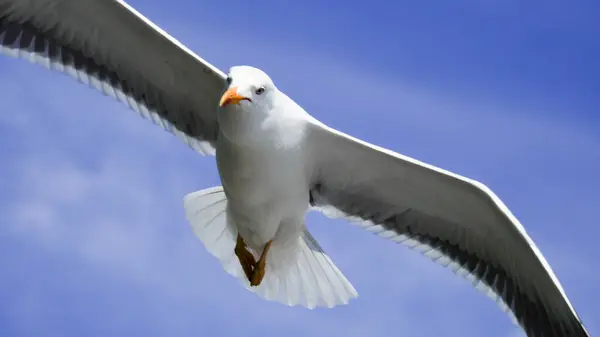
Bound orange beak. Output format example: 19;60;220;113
219;87;251;107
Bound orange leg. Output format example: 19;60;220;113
234;234;256;282
250;240;273;287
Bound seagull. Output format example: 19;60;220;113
0;0;591;336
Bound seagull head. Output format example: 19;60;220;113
219;66;276;110
217;66;284;142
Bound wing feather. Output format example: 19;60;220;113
307;120;589;337
0;0;226;155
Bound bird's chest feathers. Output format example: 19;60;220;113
216;115;309;205
250;113;306;150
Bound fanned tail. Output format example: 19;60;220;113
183;186;357;308
249;230;358;309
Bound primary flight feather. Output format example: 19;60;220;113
0;1;590;336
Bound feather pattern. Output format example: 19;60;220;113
184;186;357;309
308;121;590;337
0;0;227;155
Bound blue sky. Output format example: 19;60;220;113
0;0;598;336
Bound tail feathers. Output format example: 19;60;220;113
183;186;235;263
183;186;358;309
255;230;358;309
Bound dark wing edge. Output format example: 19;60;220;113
307;121;590;337
0;0;226;155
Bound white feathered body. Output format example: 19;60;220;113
184;69;357;308
215;94;311;269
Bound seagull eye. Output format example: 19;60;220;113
255;86;265;95
226;76;232;85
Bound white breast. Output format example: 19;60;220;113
215;108;311;249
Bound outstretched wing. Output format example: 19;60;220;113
0;0;226;154
306;120;589;337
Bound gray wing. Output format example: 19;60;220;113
0;0;227;155
306;120;589;337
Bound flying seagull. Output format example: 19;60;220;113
0;1;590;336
